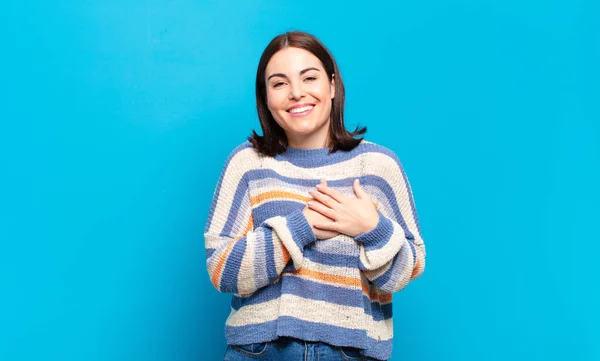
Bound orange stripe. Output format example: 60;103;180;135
251;191;310;207
210;241;234;287
210;215;254;288
244;214;254;235
367;289;392;303
287;268;362;288
377;293;392;303
285;267;392;303
410;259;421;279
362;283;370;295
282;246;290;265
361;280;392;303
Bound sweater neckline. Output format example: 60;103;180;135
276;145;355;168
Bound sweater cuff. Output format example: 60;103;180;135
354;210;394;249
284;208;317;248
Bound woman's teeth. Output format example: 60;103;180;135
290;106;314;114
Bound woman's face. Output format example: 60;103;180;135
264;47;335;147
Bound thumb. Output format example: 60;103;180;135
353;179;366;199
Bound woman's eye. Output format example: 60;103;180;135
273;82;285;88
304;76;316;81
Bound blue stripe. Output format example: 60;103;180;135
221;174;249;236
408;239;417;264
220;237;247;293
357;213;395;251
387;244;414;291
264;227;277;282
283;262;296;272
361;175;414;242
253;200;302;229
276;316;371;349
205;141;252;230
284;209;316;251
369;254;398;288
362;295;393;321
226;319;278;345
274;142;368;168
363;336;393;361
370;240;412;291
304;248;359;268
225;316;393;361
231;280;282;311
230;276;393;321
282;276;364;308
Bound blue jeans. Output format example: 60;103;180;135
224;337;385;361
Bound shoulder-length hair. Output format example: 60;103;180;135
248;31;367;157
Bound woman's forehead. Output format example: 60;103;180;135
266;47;324;74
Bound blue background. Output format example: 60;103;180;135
1;0;598;360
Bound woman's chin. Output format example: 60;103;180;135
289;123;317;134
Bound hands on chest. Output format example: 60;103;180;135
302;178;380;240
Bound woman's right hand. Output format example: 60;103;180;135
302;205;340;240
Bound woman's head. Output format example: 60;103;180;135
249;31;366;156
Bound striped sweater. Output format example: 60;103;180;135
204;140;426;360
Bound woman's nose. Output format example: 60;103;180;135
288;81;305;100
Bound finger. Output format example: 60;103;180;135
353;179;366;199
314;229;339;240
316;183;346;203
314;221;339;232
307;200;338;220
310;189;338;209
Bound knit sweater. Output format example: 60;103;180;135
204;139;426;361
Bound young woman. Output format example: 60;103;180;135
204;31;426;361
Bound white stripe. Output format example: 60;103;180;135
225;298;279;327
207;147;260;235
312;234;360;256
237;232;256;295
302;257;358;278
271;219;289;271
359;221;406;270
363;152;421;242
279;294;394;340
280;294;366;330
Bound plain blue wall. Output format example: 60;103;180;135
2;0;598;360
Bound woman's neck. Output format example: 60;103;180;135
286;125;331;150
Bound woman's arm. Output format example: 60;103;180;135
356;152;426;293
204;145;316;295
308;149;426;294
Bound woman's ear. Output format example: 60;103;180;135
330;74;336;99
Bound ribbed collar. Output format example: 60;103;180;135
275;144;360;168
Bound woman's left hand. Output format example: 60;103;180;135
308;179;380;238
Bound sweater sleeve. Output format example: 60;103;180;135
204;146;316;295
355;151;426;293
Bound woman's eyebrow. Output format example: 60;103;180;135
267;67;320;81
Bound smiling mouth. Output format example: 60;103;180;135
288;105;315;117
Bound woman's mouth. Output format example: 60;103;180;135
288;105;314;117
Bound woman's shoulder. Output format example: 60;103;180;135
221;140;263;171
359;140;402;165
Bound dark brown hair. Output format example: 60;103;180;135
248;31;367;157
